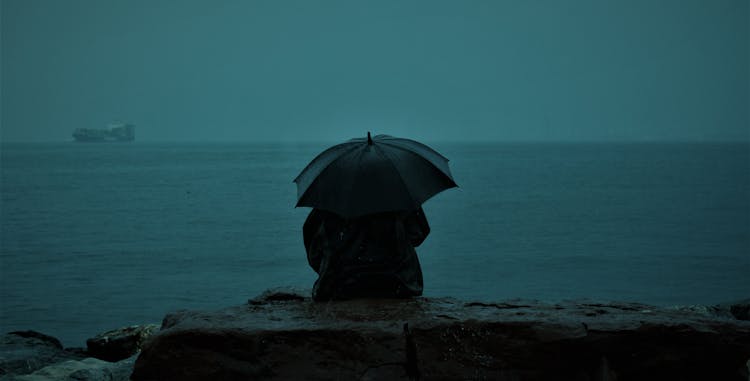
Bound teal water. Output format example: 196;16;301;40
1;142;749;346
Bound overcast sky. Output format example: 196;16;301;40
1;0;748;142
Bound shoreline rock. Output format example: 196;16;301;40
1;356;137;381
130;291;750;381
2;293;749;380
0;331;85;377
0;324;158;381
86;324;159;362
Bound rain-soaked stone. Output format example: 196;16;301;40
0;356;137;381
131;290;750;381
0;331;85;377
727;299;750;321
86;324;159;362
247;287;309;305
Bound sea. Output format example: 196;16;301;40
1;141;749;347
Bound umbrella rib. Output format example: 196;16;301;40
295;144;362;203
342;147;367;218
372;144;418;209
293;142;358;184
376;140;455;181
377;138;451;162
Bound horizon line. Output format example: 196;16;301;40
2;138;749;145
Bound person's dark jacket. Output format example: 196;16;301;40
303;208;430;301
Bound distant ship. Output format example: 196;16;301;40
72;122;135;142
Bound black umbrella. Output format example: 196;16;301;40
294;132;457;218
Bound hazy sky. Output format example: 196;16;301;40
1;0;748;142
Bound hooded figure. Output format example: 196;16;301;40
304;208;430;301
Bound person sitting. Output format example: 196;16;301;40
303;207;430;301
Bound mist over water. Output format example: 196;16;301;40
1;141;748;347
2;0;748;143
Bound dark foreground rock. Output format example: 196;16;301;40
86;324;159;362
0;355;137;381
0;324;158;381
723;299;750;321
132;292;750;381
0;331;84;377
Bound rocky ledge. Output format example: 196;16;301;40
131;290;750;381
0;325;158;381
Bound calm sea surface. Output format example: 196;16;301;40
1;142;749;346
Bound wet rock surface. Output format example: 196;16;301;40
0;331;85;377
86;324;159;362
725;299;750;321
0;356;137;381
132;291;750;381
1;324;158;381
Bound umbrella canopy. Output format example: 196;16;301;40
294;133;457;218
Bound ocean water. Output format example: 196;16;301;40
1;141;749;347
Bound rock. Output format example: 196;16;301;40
711;299;750;321
0;355;136;381
86;324;159;362
247;287;309;305
729;300;750;321
4;332;62;351
0;331;84;376
131;292;750;381
670;304;735;319
105;356;137;381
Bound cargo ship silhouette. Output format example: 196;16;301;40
72;122;135;142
